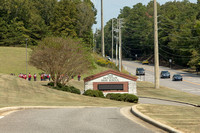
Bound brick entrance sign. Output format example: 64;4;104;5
84;70;137;96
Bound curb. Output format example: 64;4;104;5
131;105;183;133
139;96;200;107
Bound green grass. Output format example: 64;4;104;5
0;47;42;76
137;104;200;133
0;74;133;108
137;81;200;105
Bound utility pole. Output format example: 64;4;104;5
154;0;160;88
101;0;105;57
115;19;119;67
112;18;114;61
119;19;122;72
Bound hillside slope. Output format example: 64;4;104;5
0;74;133;107
0;47;41;75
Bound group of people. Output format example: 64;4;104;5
40;73;51;81
18;73;50;81
18;73;37;81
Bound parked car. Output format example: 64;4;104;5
142;60;149;65
106;56;111;61
160;71;170;78
172;74;183;81
136;68;145;75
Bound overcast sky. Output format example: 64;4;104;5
91;0;197;31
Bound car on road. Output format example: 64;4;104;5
172;74;183;81
106;56;111;61
160;71;170;78
136;68;145;75
142;60;149;65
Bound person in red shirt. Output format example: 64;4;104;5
24;74;27;80
41;74;43;81
28;73;32;81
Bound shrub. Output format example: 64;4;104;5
69;86;81;94
124;94;138;103
47;82;54;86
61;86;72;92
47;82;64;88
49;83;80;95
106;93;138;103
83;89;104;98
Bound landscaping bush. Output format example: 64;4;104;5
47;82;54;86
106;93;138;103
47;82;64;88
83;89;104;98
61;86;72;92
69;86;81;94
48;82;80;95
124;94;138;103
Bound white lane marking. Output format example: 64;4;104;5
0;116;4;119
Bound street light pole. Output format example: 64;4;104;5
26;38;28;78
112;18;114;61
154;0;160;88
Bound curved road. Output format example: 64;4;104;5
0;108;155;133
123;60;200;95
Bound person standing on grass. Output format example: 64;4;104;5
47;74;49;81
48;74;51;81
24;74;27;80
28;73;32;81
34;73;37;81
41;74;43;81
78;74;81;81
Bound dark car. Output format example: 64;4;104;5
172;74;183;81
160;71;170;78
106;56;111;61
136;68;145;75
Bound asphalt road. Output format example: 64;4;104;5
123;60;200;95
0;108;154;133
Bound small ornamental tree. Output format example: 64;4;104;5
29;37;94;87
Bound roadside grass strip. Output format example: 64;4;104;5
137;81;200;105
137;104;200;133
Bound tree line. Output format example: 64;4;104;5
0;0;96;47
95;0;200;68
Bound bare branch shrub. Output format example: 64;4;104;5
29;37;93;87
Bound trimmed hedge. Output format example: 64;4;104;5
106;93;138;103
47;82;81;94
83;89;104;98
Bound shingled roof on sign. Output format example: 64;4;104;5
84;69;137;82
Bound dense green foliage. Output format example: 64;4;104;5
48;82;81;94
95;1;200;68
0;0;96;47
83;89;104;98
106;93;138;103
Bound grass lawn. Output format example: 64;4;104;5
0;74;134;108
137;81;200;105
137;104;200;133
0;47;42;76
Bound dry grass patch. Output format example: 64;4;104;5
137;81;200;105
137;104;200;133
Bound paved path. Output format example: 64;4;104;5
0;107;154;133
